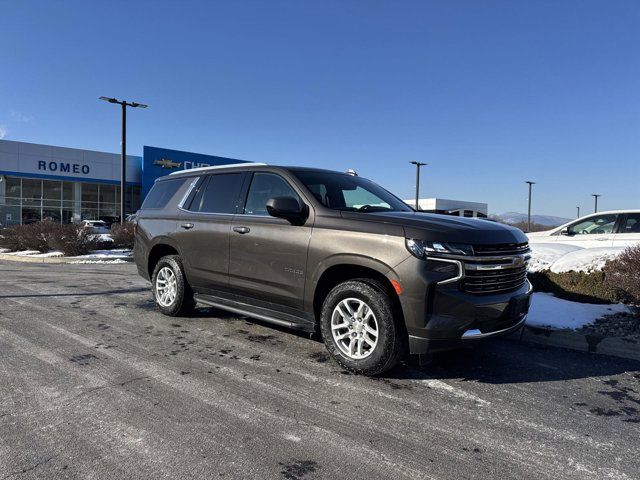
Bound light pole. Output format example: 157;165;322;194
577;206;580;218
525;181;535;232
592;194;601;213
410;161;427;210
99;96;148;223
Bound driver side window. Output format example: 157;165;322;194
568;214;618;235
243;173;300;216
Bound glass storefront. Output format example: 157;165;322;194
0;176;141;226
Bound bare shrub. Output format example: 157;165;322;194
110;222;135;249
604;245;640;304
0;222;56;252
46;223;98;257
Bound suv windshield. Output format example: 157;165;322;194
293;171;412;213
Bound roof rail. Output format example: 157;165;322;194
169;162;267;175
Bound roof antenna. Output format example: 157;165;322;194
346;169;358;176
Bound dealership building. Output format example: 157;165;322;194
0;139;244;225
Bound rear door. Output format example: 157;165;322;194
176;172;245;291
612;213;640;248
228;171;313;310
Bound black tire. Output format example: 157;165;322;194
319;279;407;376
151;255;195;316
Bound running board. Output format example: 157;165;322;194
193;294;315;332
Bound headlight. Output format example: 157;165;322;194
405;239;474;259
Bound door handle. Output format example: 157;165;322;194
181;223;194;230
233;226;250;234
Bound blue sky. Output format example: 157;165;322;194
1;0;638;217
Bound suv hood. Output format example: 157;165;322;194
340;211;528;245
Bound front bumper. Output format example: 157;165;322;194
391;255;533;355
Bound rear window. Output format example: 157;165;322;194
142;178;187;209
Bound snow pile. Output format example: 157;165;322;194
0;248;132;263
2;250;64;258
549;247;626;274
528;243;582;272
526;293;629;330
528;243;624;273
69;259;128;264
74;249;132;259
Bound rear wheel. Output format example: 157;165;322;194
151;255;195;316
320;279;406;375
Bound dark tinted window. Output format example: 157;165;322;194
142;178;187;209
621;213;640;233
293;171;412;213
244;173;300;216
190;173;243;214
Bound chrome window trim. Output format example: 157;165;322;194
177;176;201;209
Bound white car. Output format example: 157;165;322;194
81;220;110;235
527;210;640;248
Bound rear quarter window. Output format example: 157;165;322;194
141;178;188;209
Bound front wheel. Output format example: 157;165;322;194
151;255;195;316
319;279;406;375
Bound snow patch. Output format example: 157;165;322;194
549;247;626;274
528;243;582;272
526;293;628;330
528;243;624;273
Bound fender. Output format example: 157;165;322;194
303;253;400;313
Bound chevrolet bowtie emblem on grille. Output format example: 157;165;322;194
512;256;526;267
154;158;182;169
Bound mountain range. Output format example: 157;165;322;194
493;212;571;227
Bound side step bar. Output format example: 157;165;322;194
193;294;315;332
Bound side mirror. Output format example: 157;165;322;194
560;227;571;236
266;196;307;225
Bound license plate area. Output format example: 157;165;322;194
509;294;531;317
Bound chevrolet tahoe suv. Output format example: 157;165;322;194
134;164;532;375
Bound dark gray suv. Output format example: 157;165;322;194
134;163;532;375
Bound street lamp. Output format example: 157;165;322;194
410;161;427;210
525;181;535;232
99;96;148;223
577;206;580;218
592;194;601;213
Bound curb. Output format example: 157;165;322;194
505;325;640;362
0;253;133;264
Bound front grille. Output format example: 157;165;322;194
463;265;528;294
461;242;530;294
472;242;530;256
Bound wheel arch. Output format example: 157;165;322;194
311;260;405;328
147;239;181;278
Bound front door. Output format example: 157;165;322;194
228;172;312;310
556;213;619;248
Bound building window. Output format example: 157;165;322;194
0;176;143;225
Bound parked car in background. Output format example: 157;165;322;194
134;164;532;375
527;210;640;248
81;220;110;235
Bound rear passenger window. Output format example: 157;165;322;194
189;173;243;214
142;178;187;209
621;214;640;233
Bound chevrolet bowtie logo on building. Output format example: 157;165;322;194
154;158;182;169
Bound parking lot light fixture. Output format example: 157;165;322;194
99;96;148;223
410;161;427;210
592;194;601;213
525;181;535;232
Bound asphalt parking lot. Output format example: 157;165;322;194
0;261;639;479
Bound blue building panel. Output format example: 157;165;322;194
142;146;247;198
